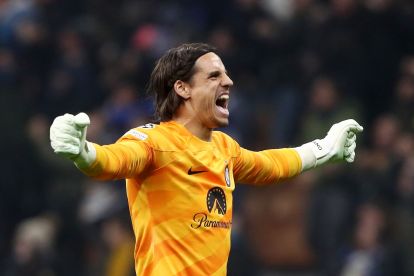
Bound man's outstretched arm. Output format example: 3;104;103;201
233;119;363;184
50;112;153;179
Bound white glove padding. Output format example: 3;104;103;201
295;119;363;171
50;112;96;169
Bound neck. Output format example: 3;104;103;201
172;116;213;142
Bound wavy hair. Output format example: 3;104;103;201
147;43;217;121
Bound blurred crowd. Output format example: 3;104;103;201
1;0;414;275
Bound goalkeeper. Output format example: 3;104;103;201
50;43;363;275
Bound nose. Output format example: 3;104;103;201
222;73;233;88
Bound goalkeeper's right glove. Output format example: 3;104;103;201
50;112;96;169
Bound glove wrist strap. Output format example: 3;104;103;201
295;138;333;171
295;143;317;171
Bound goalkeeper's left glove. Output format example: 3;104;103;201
295;119;363;171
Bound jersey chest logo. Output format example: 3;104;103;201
188;167;207;175
206;187;227;215
190;186;232;229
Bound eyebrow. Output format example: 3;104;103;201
207;70;229;78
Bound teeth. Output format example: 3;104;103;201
218;95;229;100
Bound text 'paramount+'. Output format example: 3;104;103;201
191;213;232;229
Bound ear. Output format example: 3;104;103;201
173;80;190;100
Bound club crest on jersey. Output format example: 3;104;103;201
224;165;231;187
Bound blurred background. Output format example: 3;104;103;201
1;0;414;275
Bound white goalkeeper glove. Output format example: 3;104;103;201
50;112;96;169
295;119;363;171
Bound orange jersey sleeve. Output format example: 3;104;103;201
78;121;303;275
233;147;303;185
81;138;153;180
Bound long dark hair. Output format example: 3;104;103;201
147;43;217;121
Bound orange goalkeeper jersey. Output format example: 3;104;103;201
82;121;302;275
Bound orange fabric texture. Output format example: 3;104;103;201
81;121;302;275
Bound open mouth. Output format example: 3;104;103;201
215;94;230;117
215;94;229;109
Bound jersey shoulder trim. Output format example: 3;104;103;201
122;123;159;140
121;122;188;152
125;129;149;141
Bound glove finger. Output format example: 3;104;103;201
342;119;364;131
345;133;356;146
330;119;363;135
51;141;80;155
50;141;80;155
345;151;355;163
50;125;82;140
51;141;72;153
353;120;364;132
53;113;75;125
345;134;356;147
53;124;82;137
347;124;363;133
348;126;364;133
74;112;90;128
51;114;78;139
51;132;81;146
344;142;357;156
347;131;356;139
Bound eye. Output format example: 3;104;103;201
208;71;220;80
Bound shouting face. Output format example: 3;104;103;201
183;52;233;129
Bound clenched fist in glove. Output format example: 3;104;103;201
50;112;96;169
295;119;363;171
